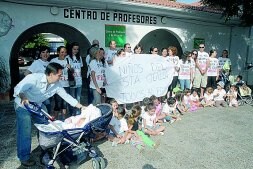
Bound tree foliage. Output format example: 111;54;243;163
201;0;253;26
0;56;10;93
21;33;49;49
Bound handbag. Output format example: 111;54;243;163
66;58;76;87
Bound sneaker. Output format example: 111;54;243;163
170;119;175;124
111;141;118;147
124;140;130;144
159;132;164;136
21;159;36;167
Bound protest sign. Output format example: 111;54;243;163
105;54;174;103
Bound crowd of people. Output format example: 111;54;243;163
15;39;250;167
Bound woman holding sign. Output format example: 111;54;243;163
178;51;192;90
207;49;219;89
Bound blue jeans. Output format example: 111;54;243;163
179;79;191;90
69;86;82;115
92;88;102;105
14;103;48;162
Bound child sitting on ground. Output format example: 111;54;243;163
162;97;181;123
123;105;144;147
108;106;128;146
110;99;118;116
226;85;238;107
150;95;164;123
183;89;192;110
141;97;152;118
174;92;188;114
190;89;203;108
202;87;215;107
213;81;227;107
142;103;165;136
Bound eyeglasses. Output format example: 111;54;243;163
154;50;158;52
127;47;131;48
199;47;205;48
192;53;197;55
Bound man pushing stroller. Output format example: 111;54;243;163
13;63;86;167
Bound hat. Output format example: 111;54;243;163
217;81;225;88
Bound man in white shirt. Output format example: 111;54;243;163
124;43;133;57
193;43;209;98
14;62;86;167
105;40;117;66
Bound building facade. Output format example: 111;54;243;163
0;0;252;95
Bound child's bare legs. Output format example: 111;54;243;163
156;113;166;123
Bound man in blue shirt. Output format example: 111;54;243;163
14;62;85;167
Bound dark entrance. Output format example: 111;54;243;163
9;22;90;99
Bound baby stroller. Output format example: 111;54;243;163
237;84;253;106
25;102;112;169
219;71;230;92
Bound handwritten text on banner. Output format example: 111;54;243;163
105;54;174;103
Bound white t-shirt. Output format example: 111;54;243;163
105;49;117;66
183;95;191;105
86;54;91;78
125;51;133;57
142;112;156;127
190;94;199;102
109;116;128;134
197;51;209;72
204;93;214;102
178;59;191;80
213;89;226;101
66;55;83;87
166;56;180;76
191;58;196;75
207;57;219;76
89;59;106;89
50;57;69;87
218;57;231;69
28;59;49;73
162;103;175;115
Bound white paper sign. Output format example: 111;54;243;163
105;54;174;103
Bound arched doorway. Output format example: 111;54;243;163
9;22;90;97
138;29;183;56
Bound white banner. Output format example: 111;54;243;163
105;54;174;103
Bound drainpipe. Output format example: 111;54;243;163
245;26;253;84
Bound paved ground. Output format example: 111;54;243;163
0;101;253;169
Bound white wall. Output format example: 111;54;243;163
0;1;251;85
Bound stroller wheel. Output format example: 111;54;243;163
92;158;100;169
238;100;244;106
245;98;252;105
98;157;106;169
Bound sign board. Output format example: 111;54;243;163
105;25;126;47
105;54;174;103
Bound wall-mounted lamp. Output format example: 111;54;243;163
246;62;253;70
50;7;59;15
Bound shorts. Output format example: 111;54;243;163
193;73;207;88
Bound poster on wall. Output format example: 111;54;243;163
105;25;126;47
193;38;205;49
105;54;174;104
